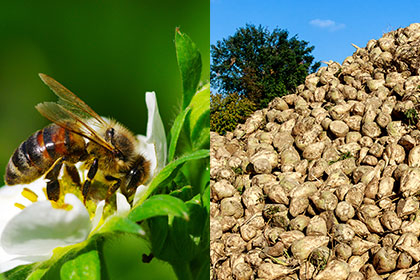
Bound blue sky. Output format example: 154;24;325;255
211;0;420;64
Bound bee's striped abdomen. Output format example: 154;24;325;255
5;124;86;185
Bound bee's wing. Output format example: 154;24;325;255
36;102;114;151
36;74;114;151
38;73;106;126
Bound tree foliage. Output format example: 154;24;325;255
211;24;320;108
210;92;256;135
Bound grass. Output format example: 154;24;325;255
328;151;352;165
404;108;419;126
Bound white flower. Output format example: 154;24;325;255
0;91;166;273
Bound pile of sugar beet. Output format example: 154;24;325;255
210;23;420;280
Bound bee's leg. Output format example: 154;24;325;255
45;158;64;201
82;158;99;203
104;175;121;202
64;163;80;185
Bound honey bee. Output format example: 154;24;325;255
5;74;150;202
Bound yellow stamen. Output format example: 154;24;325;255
14;203;25;210
50;200;73;211
22;188;38;203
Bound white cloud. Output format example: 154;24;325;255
310;19;334;28
309;19;345;31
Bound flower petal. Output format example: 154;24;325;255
0;178;47;214
90;200;105;231
0;187;28;232
132;185;148;206
145;91;167;173
0;179;48;250
116;193;130;215
1;194;91;256
136;135;157;181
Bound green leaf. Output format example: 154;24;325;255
137;149;209;204
198;187;210;250
151;217;196;264
192;124;210;150
27;269;47;280
189;83;209;129
2;264;35;280
39;235;105;280
171;217;196;262
168;107;191;162
99;216;143;234
185;199;205;237
170;185;193;201
200;164;210;195
171;261;193;280
148;216;169;259
101;232;176;279
199;214;210;253
182;157;209;196
172;171;191;190
202;185;210;214
189;84;210;149
194;205;210;280
129;194;189;222
175;28;202;109
60;251;100;280
193;257;210;280
149;196;205;265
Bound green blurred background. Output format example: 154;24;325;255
0;1;209;278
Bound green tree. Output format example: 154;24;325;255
211;24;320;108
210;92;256;135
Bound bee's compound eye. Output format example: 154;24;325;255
106;128;115;140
